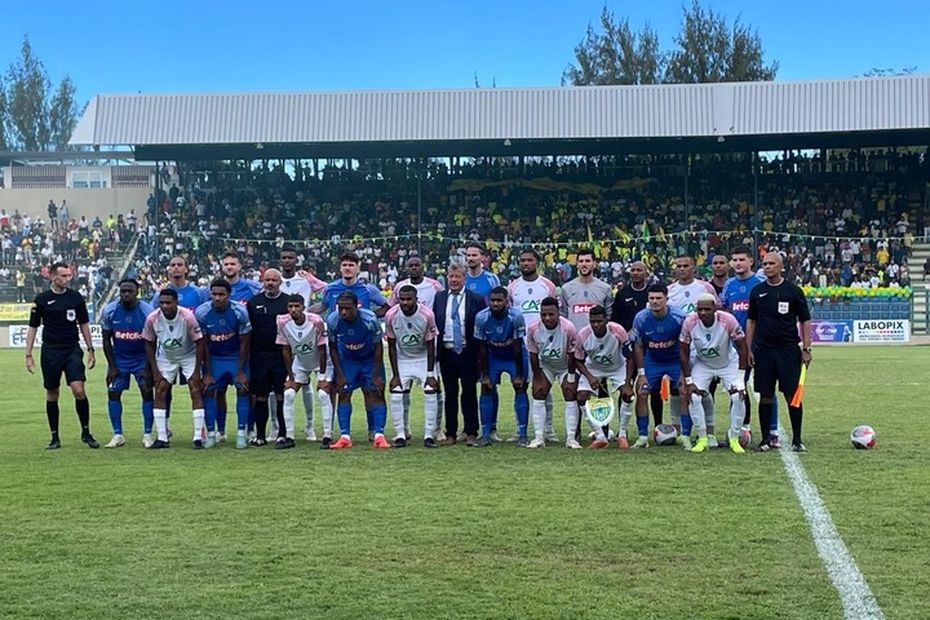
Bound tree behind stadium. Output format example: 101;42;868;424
0;36;81;151
562;0;778;86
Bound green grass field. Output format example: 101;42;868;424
0;346;927;619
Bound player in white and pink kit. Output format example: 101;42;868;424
390;256;444;440
276;295;333;449
142;288;207;448
573;305;635;449
384;285;440;448
678;295;749;454
526;297;579;449
508;248;559;442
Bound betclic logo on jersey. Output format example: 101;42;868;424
7;324;104;348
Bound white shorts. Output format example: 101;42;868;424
391;357;436;393
535;365;571;386
158;356;197;384
291;360;328;386
691;360;742;392
577;369;627;394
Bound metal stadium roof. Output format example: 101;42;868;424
70;76;930;158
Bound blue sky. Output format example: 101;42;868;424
1;0;925;103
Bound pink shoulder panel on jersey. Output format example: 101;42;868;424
573;325;592;359
427;277;443;292
383;305;401;338
717;311;745;340
679;313;700;343
275;314;291;345
418;305;439;340
181;307;203;340
607;322;629;344
308;313;327;345
142;308;160;341
526;322;541;353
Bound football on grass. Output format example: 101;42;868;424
653;424;678;446
850;425;876;449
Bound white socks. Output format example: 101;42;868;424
192;408;205;441
531;398;546;441
423;392;439;439
564;401;579;442
618;399;634;438
318;389;334;438
283;388;297;439
301;384;314;431
688;394;707;437
390;392;406;440
729;392;746;438
154;408;168;442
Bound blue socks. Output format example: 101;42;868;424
514;392;529;438
107;399;122;434
338;403;352;435
141;400;154;434
204;396;217;432
370;404;387;435
637;415;649;438
681;413;693;438
479;393;494;438
236;394;250;432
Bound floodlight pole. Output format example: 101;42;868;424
417;158;423;255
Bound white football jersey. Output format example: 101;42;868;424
384;304;438;361
391;277;443;310
142;307;202;363
573;322;629;375
507;275;558;330
679;311;744;369
668;279;719;315
275;312;327;370
281;273;326;306
526;316;576;372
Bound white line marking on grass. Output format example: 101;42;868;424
749;386;884;618
777;432;885;619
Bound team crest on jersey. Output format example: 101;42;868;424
705;333;711;341
285;281;291;288
348;328;355;335
685;291;690;297
297;331;303;338
496;326;504;334
657;326;664;333
219;319;226;326
407;322;413;329
583;290;589;297
168;325;175;332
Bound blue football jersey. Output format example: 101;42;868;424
465;270;500;302
150;283;207;310
722;273;765;330
474;307;526;360
326;308;382;362
100;299;155;368
230;278;262;304
630;306;686;365
321;279;388;313
195;301;252;359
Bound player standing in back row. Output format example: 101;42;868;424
25;262;99;449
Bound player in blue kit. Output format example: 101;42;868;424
464;242;500;302
150;256;208;310
319;252;389;316
222;251;262;304
326;291;390;450
629;283;689;449
722;246;779;444
195;279;252;449
473;286;529;447
100;279;156;448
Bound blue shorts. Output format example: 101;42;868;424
207;358;249;391
108;365;149;392
643;361;680;393
487;352;529;385
340;357;383;392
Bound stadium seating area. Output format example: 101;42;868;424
138;150;927;296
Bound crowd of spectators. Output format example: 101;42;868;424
137;149;928;297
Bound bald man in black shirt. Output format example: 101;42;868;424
746;253;812;452
25;262;99;449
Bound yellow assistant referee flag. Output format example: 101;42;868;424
790;365;808;407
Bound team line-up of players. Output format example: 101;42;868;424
89;241;811;453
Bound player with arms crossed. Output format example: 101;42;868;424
573;306;634;449
473;286;529;447
526;297;579;449
327;291;390;449
100;279;155;448
196;279;252;449
385;285;440;448
143;289;207;448
277;295;331;449
25;262;99;449
629;284;689;449
679;295;750;454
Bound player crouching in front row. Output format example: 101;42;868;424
678;295;749;454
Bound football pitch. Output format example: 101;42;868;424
0;347;926;619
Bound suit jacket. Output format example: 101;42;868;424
433;288;486;354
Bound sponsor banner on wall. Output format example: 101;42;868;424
0;303;32;321
7;324;104;348
810;320;854;343
852;319;910;343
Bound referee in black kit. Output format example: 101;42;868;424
746;252;812;453
24;262;99;449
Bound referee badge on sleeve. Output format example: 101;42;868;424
777;302;789;315
67;309;76;322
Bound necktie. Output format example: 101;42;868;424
451;293;464;354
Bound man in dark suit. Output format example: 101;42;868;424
433;262;485;445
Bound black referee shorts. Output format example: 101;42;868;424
753;345;802;398
41;346;86;390
250;354;287;396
